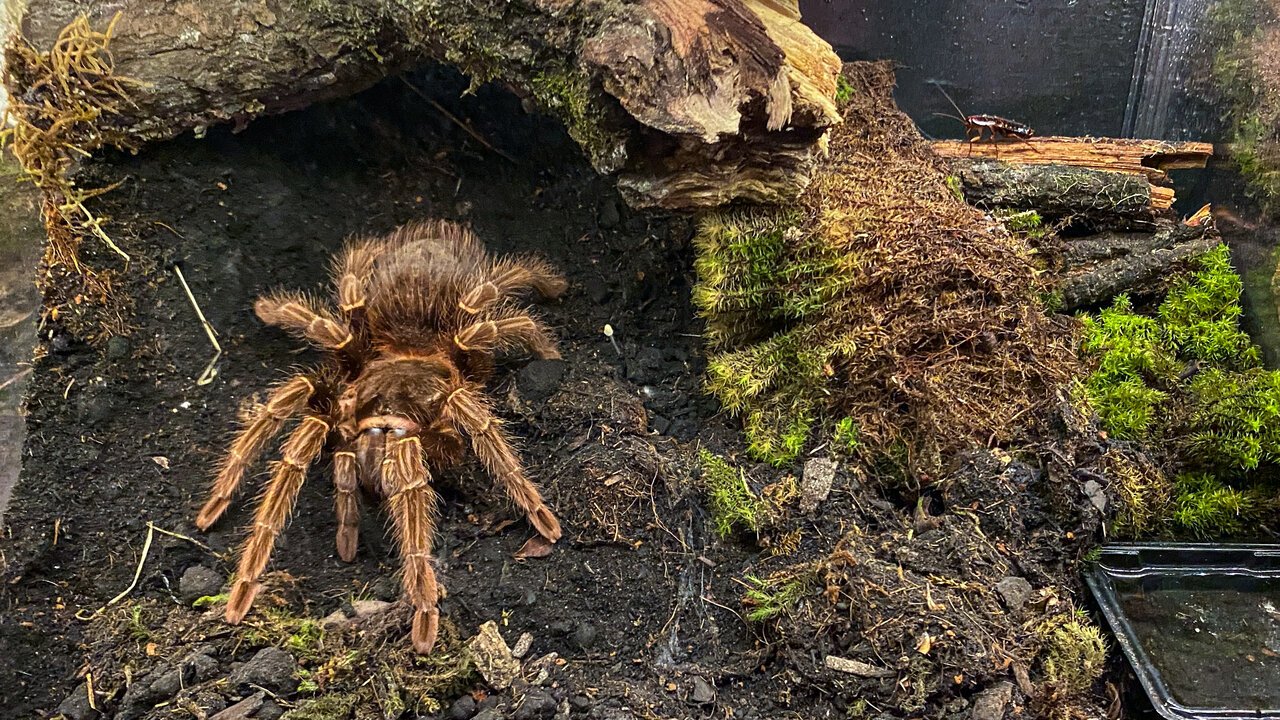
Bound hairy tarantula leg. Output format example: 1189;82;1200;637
225;416;329;625
333;450;360;562
386;436;441;654
254;293;354;350
459;258;566;314
446;387;562;543
454;315;560;360
197;376;315;530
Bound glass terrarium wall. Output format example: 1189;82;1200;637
801;0;1280;362
801;0;1216;142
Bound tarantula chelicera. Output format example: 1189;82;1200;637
195;220;566;654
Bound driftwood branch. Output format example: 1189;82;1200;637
6;0;842;210
948;159;1163;229
931;137;1213;184
1059;221;1220;310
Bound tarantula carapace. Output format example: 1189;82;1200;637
195;220;566;654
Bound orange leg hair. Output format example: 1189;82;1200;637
385;435;441;654
333;450;360;562
196;375;314;530
453;312;560;360
225;416;329;624
254;292;353;349
458;257;567;315
445;386;561;542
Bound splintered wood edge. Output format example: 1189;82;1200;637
929;137;1213;185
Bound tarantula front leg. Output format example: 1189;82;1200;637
196;375;315;530
225;415;329;624
385;435;441;654
454;311;560;360
445;386;562;542
459;257;567;314
254;292;354;350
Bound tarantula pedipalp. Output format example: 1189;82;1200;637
195;220;567;654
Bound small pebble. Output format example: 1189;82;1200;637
513;688;557;720
179;565;224;605
691;677;716;704
995;576;1033;611
572;623;598;648
512;632;534;659
227;647;298;694
56;683;98;720
449;695;477;720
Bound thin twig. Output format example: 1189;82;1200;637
75;522;154;620
173;264;222;385
398;77;516;163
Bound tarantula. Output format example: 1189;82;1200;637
195;220;566;654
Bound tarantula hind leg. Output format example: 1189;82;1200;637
225;415;329;624
333;449;360;562
386;435;442;653
196;375;315;530
447;386;562;543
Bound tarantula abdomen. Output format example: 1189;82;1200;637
196;220;566;653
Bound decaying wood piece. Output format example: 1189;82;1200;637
5;0;841;210
949;159;1163;228
1058;221;1220;310
931;137;1213;184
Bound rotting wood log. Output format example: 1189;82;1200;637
930;137;1213;185
5;0;841;210
1058;220;1220;311
948;158;1165;229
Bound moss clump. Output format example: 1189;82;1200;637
1081;244;1280;538
834;74;855;106
1038;615;1107;696
191;593;228;609
699;449;768;536
742;567;818;622
1081;245;1260;443
1170;472;1272;538
693;62;1075;470
1103;449;1173;537
832;417;860;455
282;693;362;720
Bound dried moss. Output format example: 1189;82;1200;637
742;567;818;622
1038;614;1106;697
693;62;1075;470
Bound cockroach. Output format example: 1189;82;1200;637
931;83;1037;153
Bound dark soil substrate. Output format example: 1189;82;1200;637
0;67;1108;719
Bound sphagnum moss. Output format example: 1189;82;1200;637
1081;244;1280;538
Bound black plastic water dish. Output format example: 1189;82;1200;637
1085;544;1280;719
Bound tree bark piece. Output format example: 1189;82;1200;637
1058;221;1220;310
949;158;1164;228
930;137;1213;184
6;0;841;210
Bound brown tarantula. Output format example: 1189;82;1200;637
195;220;566;653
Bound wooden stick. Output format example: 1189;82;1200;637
931;137;1213;184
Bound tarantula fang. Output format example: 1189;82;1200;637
195;220;567;653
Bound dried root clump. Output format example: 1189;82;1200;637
2;14;141;341
694;61;1077;470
